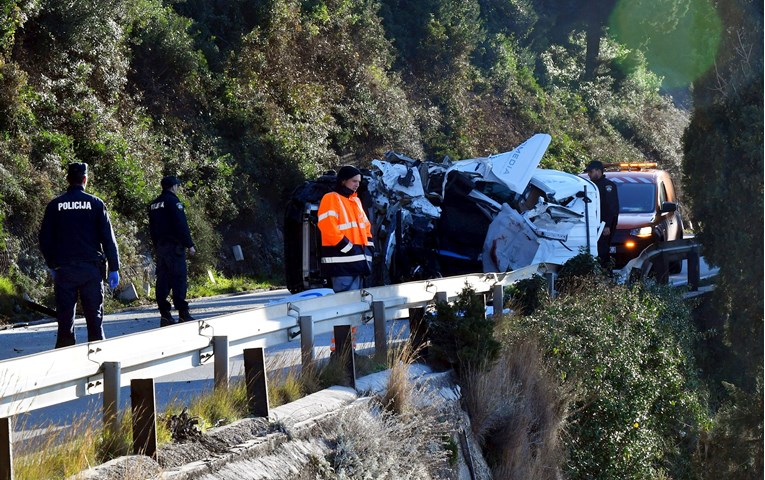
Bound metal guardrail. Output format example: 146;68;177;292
622;238;706;289
0;265;544;420
0;265;545;478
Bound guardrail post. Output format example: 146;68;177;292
492;284;504;319
103;361;121;440
244;348;269;417
299;316;314;368
408;307;428;356
687;246;700;291
213;336;229;391
333;325;356;389
544;271;557;297
654;254;669;284
435;291;448;304
131;378;157;459
473;292;486;310
372;301;388;360
0;417;12;480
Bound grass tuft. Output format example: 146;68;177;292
187;271;273;298
380;338;421;415
461;332;568;480
14;412;101;479
187;380;248;428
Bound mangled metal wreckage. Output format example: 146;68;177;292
284;134;602;293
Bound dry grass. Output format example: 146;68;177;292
379;338;421;415
312;399;450;479
13;408;102;479
461;334;569;480
11;351;332;478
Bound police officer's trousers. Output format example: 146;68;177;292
155;243;189;315
597;232;612;270
54;262;105;348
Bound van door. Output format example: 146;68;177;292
658;181;677;239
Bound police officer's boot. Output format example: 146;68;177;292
179;309;196;322
160;311;176;327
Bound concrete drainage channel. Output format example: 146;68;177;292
74;366;491;480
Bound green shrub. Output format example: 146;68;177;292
701;376;763;478
427;285;500;373
556;252;607;293
0;275;16;321
506;274;548;316
506;279;708;479
184;202;222;279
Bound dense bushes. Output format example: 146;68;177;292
681;1;763;476
505;278;708;479
428;258;710;478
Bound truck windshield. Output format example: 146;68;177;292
617;183;656;213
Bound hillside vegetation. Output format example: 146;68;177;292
0;0;691;307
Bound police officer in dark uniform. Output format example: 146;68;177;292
585;160;620;269
149;176;196;326
39;162;120;348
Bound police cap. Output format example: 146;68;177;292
67;162;88;178
161;175;181;189
584;160;604;172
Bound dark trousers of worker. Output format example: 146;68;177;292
597;232;612;269
54;262;104;348
155;243;189;317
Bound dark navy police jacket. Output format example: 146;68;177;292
148;190;194;249
39;185;120;271
594;174;620;231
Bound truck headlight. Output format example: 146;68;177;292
630;226;653;238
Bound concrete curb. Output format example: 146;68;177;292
72;367;434;480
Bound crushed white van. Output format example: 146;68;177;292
284;134;602;292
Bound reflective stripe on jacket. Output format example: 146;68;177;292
317;191;373;277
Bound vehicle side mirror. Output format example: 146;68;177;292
660;201;677;213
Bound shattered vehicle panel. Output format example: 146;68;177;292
284;134;602;292
483;168;601;271
447;133;550;194
366;134;602;283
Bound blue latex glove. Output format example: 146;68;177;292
107;271;120;289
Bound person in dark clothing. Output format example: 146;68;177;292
149;175;196;326
39;162;120;348
585;160;620;269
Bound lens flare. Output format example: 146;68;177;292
609;0;722;88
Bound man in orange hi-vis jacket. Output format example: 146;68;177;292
317;165;374;292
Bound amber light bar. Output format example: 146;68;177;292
618;162;657;170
